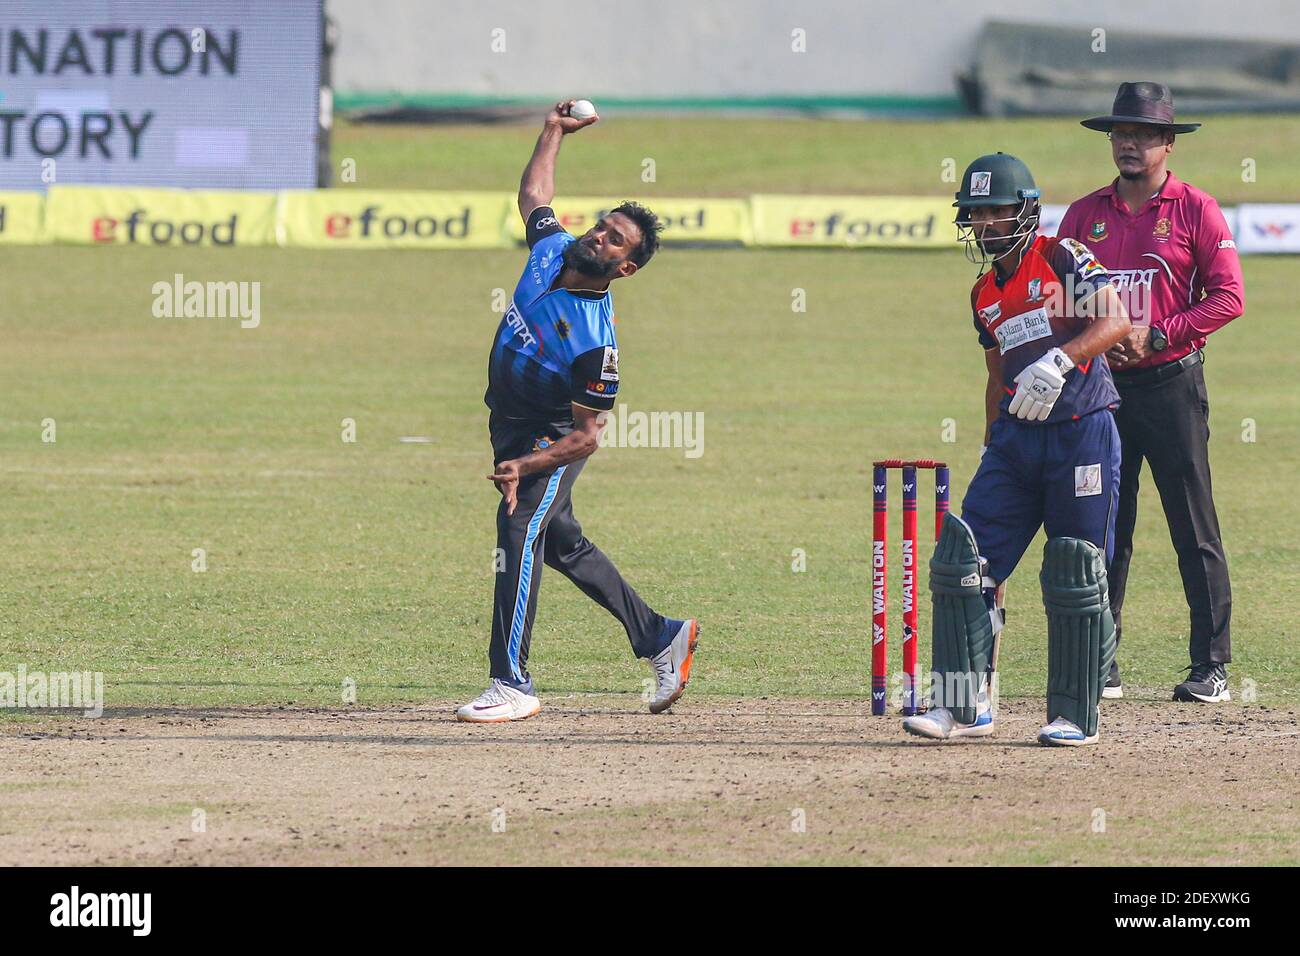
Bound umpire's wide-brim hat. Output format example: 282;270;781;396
1081;81;1201;134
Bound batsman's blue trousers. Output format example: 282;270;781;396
961;409;1121;584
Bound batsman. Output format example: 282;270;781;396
904;153;1132;746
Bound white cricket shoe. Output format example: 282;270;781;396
647;618;700;714
456;679;541;723
1102;661;1123;699
902;699;995;740
1037;716;1098;746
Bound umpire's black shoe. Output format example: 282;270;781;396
1173;662;1231;703
1101;659;1123;700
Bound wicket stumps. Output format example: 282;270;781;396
872;459;950;716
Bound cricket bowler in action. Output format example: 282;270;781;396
904;153;1132;746
458;100;699;723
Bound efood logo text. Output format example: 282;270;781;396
788;212;936;244
50;886;151;936
555;206;714;234
325;205;472;240
93;209;240;245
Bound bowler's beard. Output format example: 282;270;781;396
563;239;622;279
1118;167;1144;180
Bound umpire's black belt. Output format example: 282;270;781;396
1112;349;1204;389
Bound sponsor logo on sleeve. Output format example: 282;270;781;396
1061;237;1091;262
1074;463;1102;497
1218;239;1236;249
977;302;1001;324
1063;238;1108;279
600;346;619;381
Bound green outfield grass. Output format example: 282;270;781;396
1;116;1297;713
333;114;1300;203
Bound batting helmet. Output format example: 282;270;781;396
953;152;1041;270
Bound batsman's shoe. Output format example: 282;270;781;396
1038;716;1098;747
647;618;699;714
1173;662;1230;703
902;696;994;740
1102;660;1123;700
456;679;541;723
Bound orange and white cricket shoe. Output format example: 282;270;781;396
647;618;700;714
456;679;541;723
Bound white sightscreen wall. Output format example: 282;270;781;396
328;0;1300;98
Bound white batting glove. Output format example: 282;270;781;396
1008;348;1074;422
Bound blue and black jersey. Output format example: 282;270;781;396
485;206;619;428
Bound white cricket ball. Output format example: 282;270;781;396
570;99;597;120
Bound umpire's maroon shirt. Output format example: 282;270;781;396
1057;172;1244;368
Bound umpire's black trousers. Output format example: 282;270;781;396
487;415;665;688
1111;354;1232;665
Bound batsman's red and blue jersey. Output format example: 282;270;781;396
961;234;1122;582
971;234;1120;425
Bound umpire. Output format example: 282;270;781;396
1058;82;1244;703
